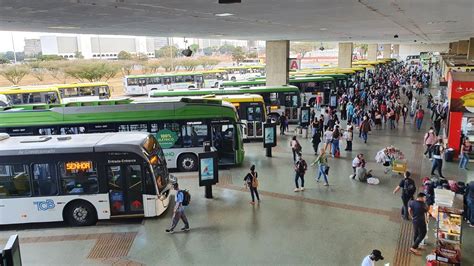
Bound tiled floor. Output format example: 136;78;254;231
0;91;473;265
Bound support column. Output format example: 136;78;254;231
265;40;289;86
457;40;469;55
367;44;377;61
392;44;400;59
337;42;353;68
467;38;474;61
450;42;458;54
381;44;391;58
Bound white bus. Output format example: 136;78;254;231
124;72;205;96
0;132;174;226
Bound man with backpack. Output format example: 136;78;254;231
166;183;190;233
294;153;307;192
415;107;424;131
393;171;416;220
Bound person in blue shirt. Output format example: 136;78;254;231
166;183;190;233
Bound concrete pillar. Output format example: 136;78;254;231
467;38;474;61
381;44;391;58
265;40;289;86
337;42;353;68
450;42;458;54
367;44;377;61
392;44;400;59
457;40;469;55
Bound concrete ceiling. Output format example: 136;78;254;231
0;0;473;43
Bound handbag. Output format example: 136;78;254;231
251;173;259;188
324;165;330;175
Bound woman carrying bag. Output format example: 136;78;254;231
244;165;260;205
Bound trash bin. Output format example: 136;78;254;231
445;148;454;162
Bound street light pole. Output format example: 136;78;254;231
11;32;17;64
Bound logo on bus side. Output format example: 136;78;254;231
34;199;56;211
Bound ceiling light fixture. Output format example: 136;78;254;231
218;0;241;4
215;13;234;17
48;26;80;29
319;28;327;31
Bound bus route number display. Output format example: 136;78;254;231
66;161;92;172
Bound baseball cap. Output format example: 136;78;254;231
372;249;384;260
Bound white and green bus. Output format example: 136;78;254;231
0;98;244;172
124;72;205;96
0;132;173;226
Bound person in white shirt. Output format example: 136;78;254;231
361;249;384;266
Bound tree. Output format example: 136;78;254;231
64;61;119;82
0;65;30;85
247;51;258;58
41;61;70;83
36;54;66;61
155;45;180;58
134;53;149;61
28;62;47;82
231;46;246;65
1;51;25;62
203;47;215;56
178;58;200;71
158;58;178;72
117;60;135;76
199;57;220;70
189;44;199;55
74;51;84;59
146;60;161;73
290;42;314;58
218;44;235;55
354;43;368;58
0;57;9;64
117;51;133;60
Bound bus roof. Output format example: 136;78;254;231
0;86;59;94
222;77;335;87
217;65;265;70
53;82;109;88
126;72;205;78
150;85;299;97
0;132;151;157
0;98;239;127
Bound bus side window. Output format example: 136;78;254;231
32;163;58;196
59;161;99;194
0;164;31;198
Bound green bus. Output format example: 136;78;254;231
0;98;244;172
149;85;301;122
221;76;337;107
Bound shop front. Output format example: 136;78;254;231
447;72;474;158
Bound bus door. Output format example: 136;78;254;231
138;78;147;94
106;164;145;216
163;77;172;90
244;103;264;138
195;75;204;88
284;93;299;122
211;122;236;165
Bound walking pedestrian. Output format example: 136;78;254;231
402;104;408;124
323;127;333;152
430;139;445;178
466;181;474;227
290;136;302;162
279;115;287;135
294;153;307;192
393;171;416;220
311;148;329;186
331;126;341;157
361;249;384;266
360;116;371;144
344;122;353;151
311;126;321;155
415;107;424;131
423;127;437;159
459;138;472;170
165;183;190;233
409;193;429;255
243;165;260;205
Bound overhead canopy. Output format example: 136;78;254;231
0;0;473;42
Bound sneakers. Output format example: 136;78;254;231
165;229;174;234
409;248;421;256
300;187;305;191
181;227;190;231
323;183;329;186
294;188;300;192
250;201;255;205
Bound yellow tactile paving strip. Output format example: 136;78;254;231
88;232;137;259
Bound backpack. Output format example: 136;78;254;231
180;190;191;206
294;141;302;152
296;160;306;173
416;110;424;119
402;179;416;196
432;144;441;156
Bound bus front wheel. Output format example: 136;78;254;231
65;200;98;226
178;153;198;172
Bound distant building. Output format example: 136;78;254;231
23;39;41;57
40;35;155;59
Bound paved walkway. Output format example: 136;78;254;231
0;93;473;266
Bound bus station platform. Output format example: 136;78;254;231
1;115;473;266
